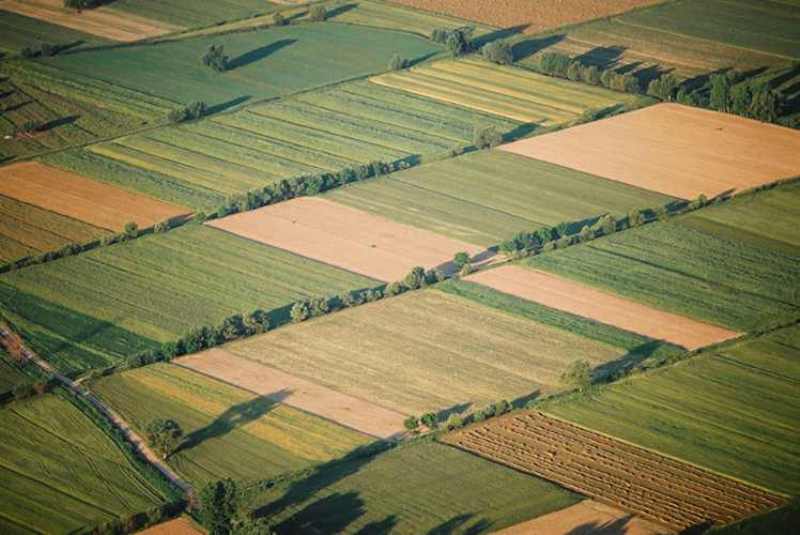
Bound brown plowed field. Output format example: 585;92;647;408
389;1;665;33
443;411;786;532
0;162;191;232
496;499;672;535
468;265;740;350
139;517;203;535
500;103;800;200
206;197;488;282
176;349;407;439
0;0;180;41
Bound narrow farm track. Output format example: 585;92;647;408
0;321;194;504
443;411;786;532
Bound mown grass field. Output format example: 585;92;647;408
93;364;369;487
43;22;441;107
544;324;800;495
527;186;800;332
327;150;674;246
372;57;641;123
70;80;515;209
229;290;629;415
247;440;580;534
0;9;106;54
108;0;278;28
0;394;166;533
0;225;377;373
0;195;109;263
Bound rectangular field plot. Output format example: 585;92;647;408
501;104;800;200
0;225;377;373
227;290;628;415
0;162;190;233
44;23;441;106
327;150;675;246
0;9;106;53
107;0;277;28
545;324;800;496
247;440;580;534
0;195;109;263
443;411;785;532
0;0;180;42
208;197;486;282
371;57;638;124
177;349;407;439
0;395;167;533
526;188;800;332
468;265;739;350
93;364;369;487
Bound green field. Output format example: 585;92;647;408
327;150;675;246
43;22;442;107
108;0;278;28
228;289;631;415
93;364;369;487
0;10;105;54
248;440;580;534
545;324;800;495
526;186;800;331
0;195;109;263
0;348;28;396
0;225;377;373
61;80;515;210
372;57;642;124
0;394;166;533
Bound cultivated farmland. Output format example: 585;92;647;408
468;265;740;350
327;149;674;246
0;394;166;533
501;103;800;199
371;57;639;123
0;9;105;53
107;0;278;28
227;290;629;415
443;411;785;531
545;324;800;496
0;225;377;373
93;364;369;486
388;0;666;34
527;185;800;331
0;347;28;397
247;440;580;534
0;162;191;232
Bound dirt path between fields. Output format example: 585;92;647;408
0;321;193;504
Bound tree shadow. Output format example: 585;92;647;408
592;339;675;382
511;389;540;409
632;65;673;87
206;95;251;115
435;402;472;422
511;33;564;61
2;101;32;114
679;520;714;535
39;115;78;131
427;513;493;534
177;392;288;453
472;23;531;48
407;51;439;68
565;515;639;534
326;3;359;19
574;45;627;70
355;515;398;535
503;122;538;142
273;491;366;534
227;39;296;70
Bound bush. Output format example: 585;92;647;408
308;5;327;22
473;124;503;149
310;296;330;317
493;399;511;416
389;54;410;71
420;412;437;429
123;221;139;239
561;359;592;391
403;266;427;290
273;11;288;26
404;415;419;432
385;281;406;296
537;52;571;77
459;263;473;277
290;301;310;323
580;64;601;86
481;40;513;65
453;251;470;269
445;413;464;430
202;44;228;72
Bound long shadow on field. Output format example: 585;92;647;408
326;3;358;19
592;339;673;382
512;389;540;409
565;515;637;534
227;39;297;70
511;34;564;61
355;515;398;534
574;45;626;70
503;122;538;143
253;440;393;521
178;391;288;453
40;115;78;132
473;24;531;49
427;513;492;535
435;402;472;422
408;51;440;68
273;491;366;534
206;95;251;115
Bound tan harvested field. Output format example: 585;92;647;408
496;500;671;535
207;197;487;282
139;517;203;535
468;266;740;350
443;411;786;532
176;348;407;439
500;103;800;200
0;162;191;232
0;0;181;41
389;0;665;33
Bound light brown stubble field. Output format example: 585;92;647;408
206;196;488;282
0;162;191;232
468;265;740;350
500;103;800;200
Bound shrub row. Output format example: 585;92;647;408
533;51;641;93
405;399;513;433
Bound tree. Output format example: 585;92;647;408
307;5;327;22
145;419;183;459
493;399;510;416
647;73;680;101
420;412;437;429
310;296;330;317
580;64;601;86
202;44;229;72
560;360;592;391
459;263;474;277
473;124;502;149
600;214;617;235
709;73;732;112
445;27;473;56
199;479;239;535
566;61;581;82
538;52;571;77
578;224;593;242
273;11;287;26
385;281;406;296
627;208;643;227
453;251;470;269
404;266;427;290
481;40;513;65
290;301;310;323
389;54;409;71
123;221;139;239
445;413;464;430
404;415;419;432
